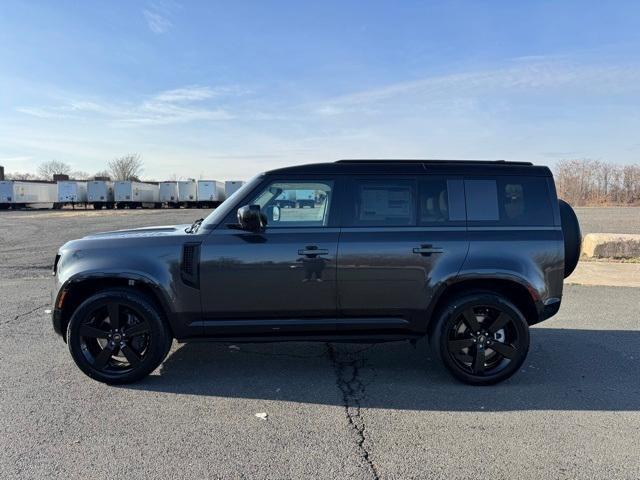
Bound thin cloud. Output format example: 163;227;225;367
142;0;180;34
314;59;640;113
16;85;239;126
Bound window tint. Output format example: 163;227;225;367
465;177;553;225
349;179;416;226
418;178;466;224
250;180;333;227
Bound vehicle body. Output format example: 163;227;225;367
87;180;115;210
114;181;160;209
196;180;225;208
0;180;58;209
51;160;581;385
57;181;88;206
159;182;180;208
178;180;198;207
225;180;244;197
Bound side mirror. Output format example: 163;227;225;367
237;204;267;232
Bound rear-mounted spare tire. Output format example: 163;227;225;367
559;199;581;278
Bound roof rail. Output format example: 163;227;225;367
335;159;533;166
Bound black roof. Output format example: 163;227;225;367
267;159;551;177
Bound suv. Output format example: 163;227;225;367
51;160;581;385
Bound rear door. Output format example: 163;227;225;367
336;175;468;332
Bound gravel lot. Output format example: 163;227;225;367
1;208;639;479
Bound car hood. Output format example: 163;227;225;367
85;224;193;239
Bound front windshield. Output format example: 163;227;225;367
200;174;263;229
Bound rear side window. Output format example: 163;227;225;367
465;177;553;226
349;179;416;226
345;177;466;227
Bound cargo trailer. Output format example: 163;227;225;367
0;180;58;209
57;181;88;207
196;180;225;208
114;181;160;209
87;180;115;209
178;180;198;207
159;182;180;208
224;180;244;198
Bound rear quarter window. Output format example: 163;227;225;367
465;176;553;226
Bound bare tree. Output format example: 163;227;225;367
6;172;40;181
93;170;111;180
37;160;71;180
71;170;90;180
108;154;144;181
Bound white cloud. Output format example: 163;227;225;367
16;85;239;126
143;9;172;34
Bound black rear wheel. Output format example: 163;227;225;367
430;292;529;385
67;289;172;384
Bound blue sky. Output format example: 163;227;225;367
1;1;639;180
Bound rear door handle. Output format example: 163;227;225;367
413;245;444;255
298;247;329;256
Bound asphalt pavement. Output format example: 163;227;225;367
1;209;639;479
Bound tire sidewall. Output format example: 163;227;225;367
431;292;530;386
66;289;171;384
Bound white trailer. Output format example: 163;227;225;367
57;181;88;207
197;180;225;208
0;180;58;209
159;182;180;207
178;180;198;208
114;181;160;209
225;180;244;198
87;180;115;209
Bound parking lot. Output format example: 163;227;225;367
1;207;639;479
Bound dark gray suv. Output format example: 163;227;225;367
51;160;581;385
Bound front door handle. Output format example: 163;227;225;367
413;245;444;255
298;246;329;256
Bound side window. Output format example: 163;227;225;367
465;177;553;226
347;178;416;227
418;178;466;225
250;180;333;227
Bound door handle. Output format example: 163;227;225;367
413;245;444;255
298;247;329;256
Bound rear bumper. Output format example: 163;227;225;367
51;308;65;337
532;297;562;325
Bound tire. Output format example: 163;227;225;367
430;292;529;385
93;203;103;210
558;199;581;278
66;288;172;384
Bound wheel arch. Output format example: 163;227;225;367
427;276;542;334
56;273;174;342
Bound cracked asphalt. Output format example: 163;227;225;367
1;208;639;479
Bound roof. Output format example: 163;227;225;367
266;159;552;177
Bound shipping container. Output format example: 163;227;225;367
224;180;244;198
196;180;225;208
57;181;88;206
0;180;58;209
87;180;115;209
177;180;198;207
114;181;160;209
159;181;180;207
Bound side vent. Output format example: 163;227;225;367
181;242;201;288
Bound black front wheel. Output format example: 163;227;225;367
430;292;529;385
67;289;172;384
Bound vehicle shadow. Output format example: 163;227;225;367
122;327;640;411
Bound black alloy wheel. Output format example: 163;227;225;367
67;289;172;384
431;292;529;385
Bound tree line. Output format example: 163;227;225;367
554;159;640;206
5;154;144;182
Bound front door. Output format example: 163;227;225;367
200;178;339;336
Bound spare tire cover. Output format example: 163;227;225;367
559;199;581;278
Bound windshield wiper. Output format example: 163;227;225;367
186;218;204;233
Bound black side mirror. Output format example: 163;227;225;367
237;204;267;232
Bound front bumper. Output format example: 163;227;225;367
51;308;64;337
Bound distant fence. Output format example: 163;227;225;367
554;159;640;206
